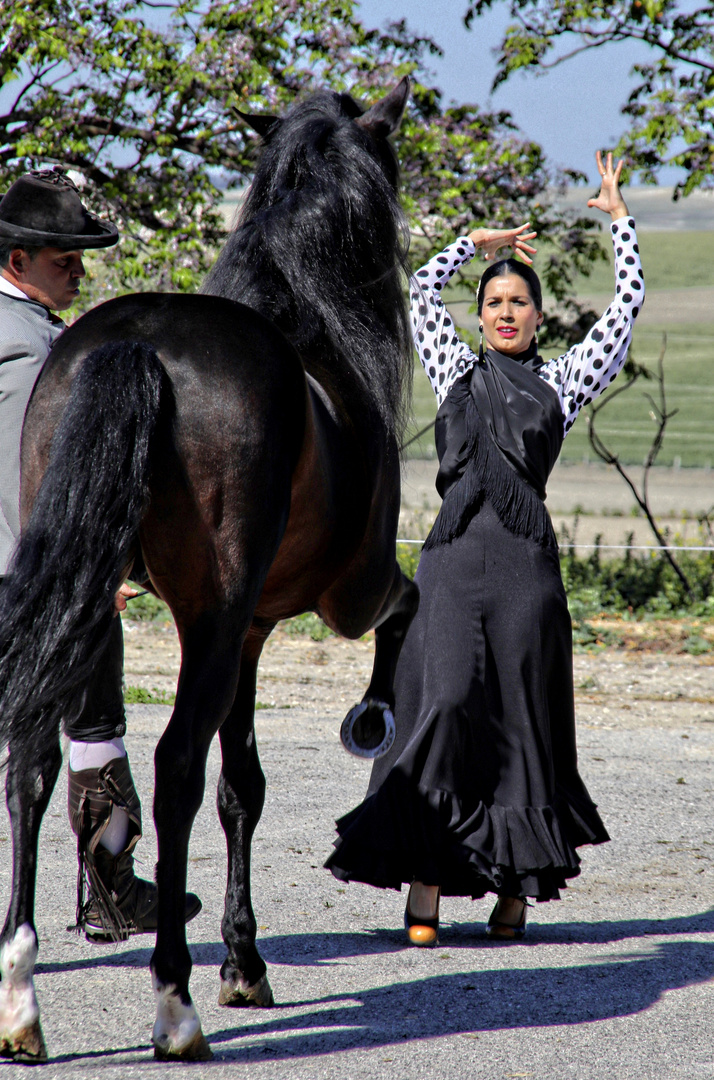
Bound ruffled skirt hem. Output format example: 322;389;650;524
325;774;609;902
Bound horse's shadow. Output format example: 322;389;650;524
34;912;714;1063
207;938;714;1061
37;906;714;971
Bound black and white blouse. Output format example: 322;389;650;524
410;217;644;435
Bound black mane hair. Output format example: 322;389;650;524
202;89;412;442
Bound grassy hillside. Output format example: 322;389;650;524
403;230;714;467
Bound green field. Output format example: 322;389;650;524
403;230;714;467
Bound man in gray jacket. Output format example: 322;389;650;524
0;169;200;940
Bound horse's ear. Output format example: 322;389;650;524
233;108;282;140
356;77;411;139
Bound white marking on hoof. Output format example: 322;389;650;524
340;699;396;758
218;971;274;1008
0;925;47;1061
151;973;212;1061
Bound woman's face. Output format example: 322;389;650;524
480;273;543;355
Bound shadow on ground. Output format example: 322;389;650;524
208;938;714;1060
36;911;714;1064
37;906;714;976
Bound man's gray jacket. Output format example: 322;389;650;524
0;284;64;574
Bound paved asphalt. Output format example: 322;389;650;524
1;701;712;1079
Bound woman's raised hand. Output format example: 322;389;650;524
467;223;538;265
587;151;629;221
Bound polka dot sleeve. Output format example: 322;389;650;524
538;218;644;437
410;237;480;404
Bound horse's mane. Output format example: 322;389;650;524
202;89;412;442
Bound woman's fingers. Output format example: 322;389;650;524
479;224;538;264
590;149;626;204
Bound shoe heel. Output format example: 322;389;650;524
404;885;440;947
486;898;528;941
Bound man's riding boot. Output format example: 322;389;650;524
68;755;201;943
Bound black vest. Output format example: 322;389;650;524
425;346;564;550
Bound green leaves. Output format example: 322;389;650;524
462;1;714;196
2;0;602;343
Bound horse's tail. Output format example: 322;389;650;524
0;340;164;760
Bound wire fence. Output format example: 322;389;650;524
396;539;714;552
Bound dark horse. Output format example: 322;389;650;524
0;79;418;1062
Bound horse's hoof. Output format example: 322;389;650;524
152;972;211;1062
0;1020;48;1063
340;699;396;758
218;971;274;1008
0;925;46;1063
153;1029;213;1062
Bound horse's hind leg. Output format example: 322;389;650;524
0;734;62;1063
216;624;275;1009
340;566;419;758
151;609;253;1062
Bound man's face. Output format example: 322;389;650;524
6;246;86;311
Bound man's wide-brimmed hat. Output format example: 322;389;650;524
0;168;118;249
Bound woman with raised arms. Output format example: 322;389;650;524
327;152;643;944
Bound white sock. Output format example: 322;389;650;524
68;737;126;772
69;738;130;855
99;804;130;856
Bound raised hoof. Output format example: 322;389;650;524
340;699;395;759
0;1019;48;1063
153;1029;213;1062
218;972;274;1009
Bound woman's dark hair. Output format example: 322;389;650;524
477;258;543;314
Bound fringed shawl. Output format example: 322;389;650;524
424;346;563;551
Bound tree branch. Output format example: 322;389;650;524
586;333;692;594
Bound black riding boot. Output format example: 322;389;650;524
68;756;201;942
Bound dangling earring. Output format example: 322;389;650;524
478;324;485;364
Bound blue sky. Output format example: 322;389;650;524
356;1;675;186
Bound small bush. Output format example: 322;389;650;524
123;591;172;623
682;634;713;656
561;543;714;618
124;685;175;705
397;542;421;580
282;612;334;641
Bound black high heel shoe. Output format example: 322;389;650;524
486;897;528;940
404;883;440;947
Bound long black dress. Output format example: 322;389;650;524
326;218;644;902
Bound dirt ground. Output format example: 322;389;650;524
122;618;714;731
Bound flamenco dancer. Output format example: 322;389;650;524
326;151;643;944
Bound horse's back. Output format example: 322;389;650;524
40;292;303;389
26;292;307;483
